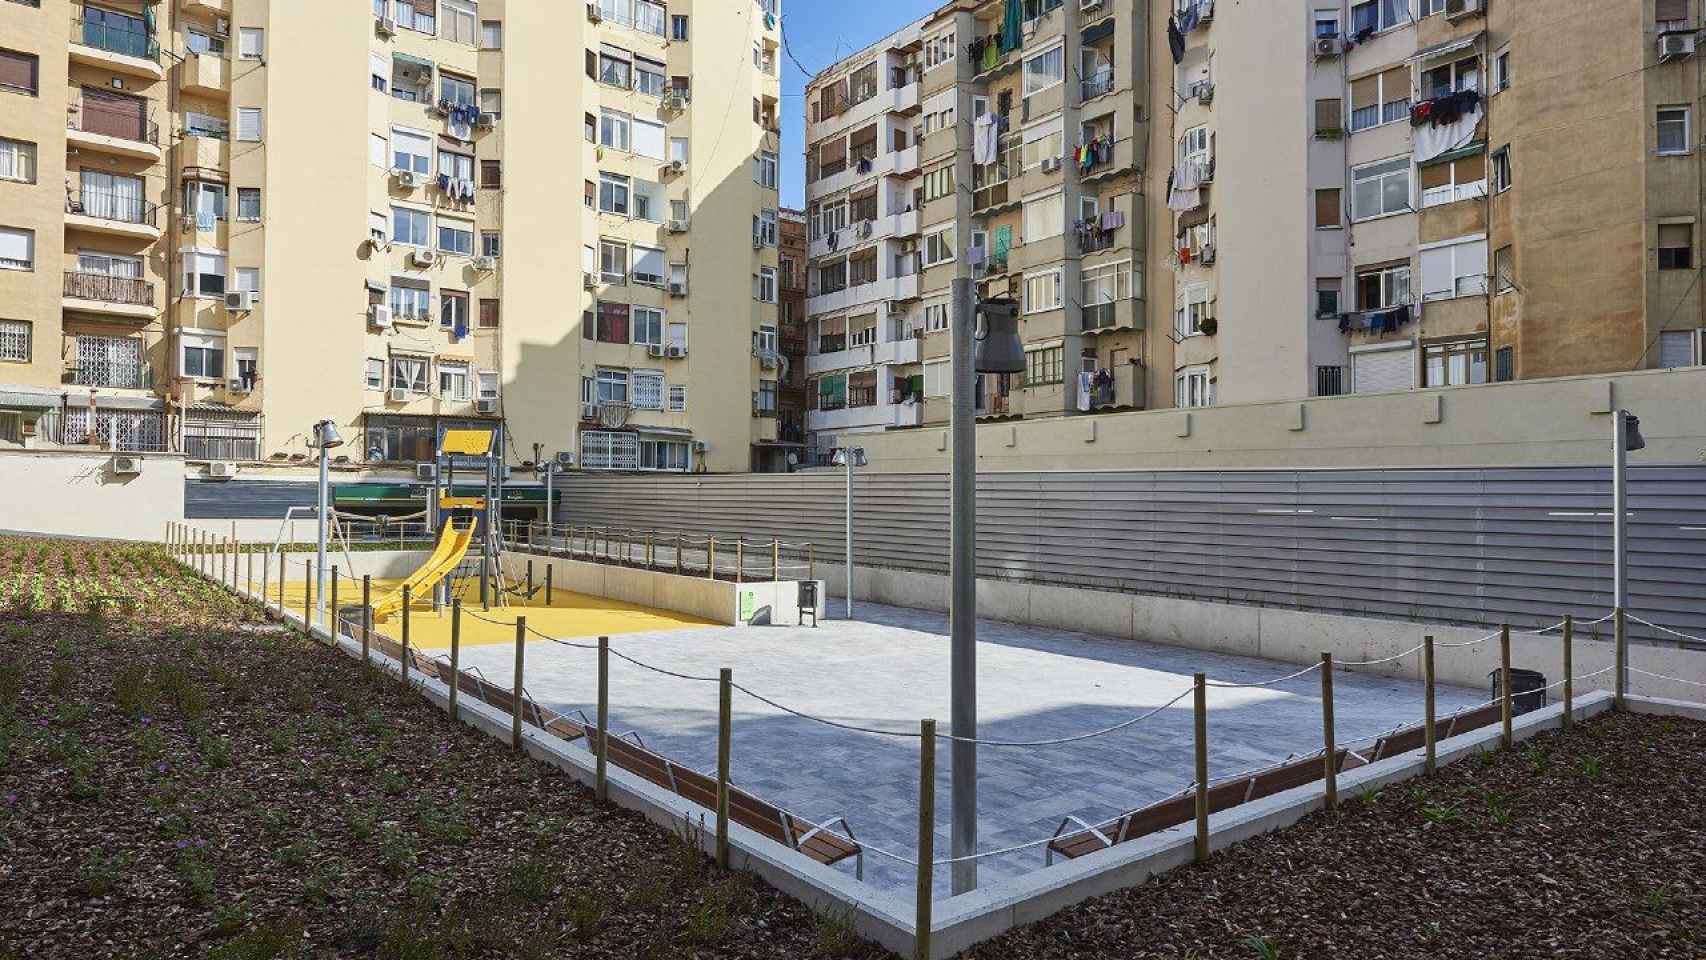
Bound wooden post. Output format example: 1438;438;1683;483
330;566;339;642
1561;614;1574;729
707;536;717;580
1613;606;1627;712
736;540;744;584
276;552;285;611
220;537;228;585
246;543;254;596
361;575;372;668
449;600;463;722
229;521;237;587
772;538;780;581
1499;624;1513;749
512;617;526;750
596;635;610;802
1193;672;1208;861
676;535;683;575
401;585;411;688
646;531;653;569
914;718;935;960
545;565;553;605
717;667;732;869
1320;652;1337;812
526;559;534;597
1423;635;1437;774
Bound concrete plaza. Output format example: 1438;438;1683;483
456;600;1482;896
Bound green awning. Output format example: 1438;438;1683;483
392;52;435;70
1419;140;1486;167
334;482;548;507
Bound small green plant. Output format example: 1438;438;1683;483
174;842;216;907
1420;802;1461;825
682;876;751;945
207;920;304;960
346;806;378;841
1640;882;1675;915
506;856;560;905
1581;755;1604;782
74;852;128;897
210;900;251;938
562;888;609;941
200;734;232;769
276;837;315;870
377;828;417;878
811;904;864;957
112;662;153;716
1485;791;1514;826
1243;934;1281;960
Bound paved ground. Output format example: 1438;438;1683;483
453;599;1483;898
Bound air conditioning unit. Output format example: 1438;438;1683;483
215;17;230;36
368;304;392;328
476;398;498;414
664;159;685;175
662;94;686;112
668;282;687;297
1041;156;1062;174
1200;243;1217;265
753;235;764;249
208;461;239;479
1195;81;1215;104
416;462;438;481
690;440;708;453
555;451;575;468
388;387;410;403
647;344;666;357
582;274;598;290
1659;33;1697;62
586;1;602;22
394;169;420;188
666;345;687;358
668;218;690;233
427;100;449;118
224;290;257;312
1313;36;1344;59
472;255;496;271
376;16;397;37
227;377;250;393
476;112;497;128
111;455;141;475
759;353;778;369
410;249;437;268
1444;0;1481;21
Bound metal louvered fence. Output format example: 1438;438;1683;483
549;465;1706;642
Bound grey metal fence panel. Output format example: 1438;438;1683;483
550;464;1706;642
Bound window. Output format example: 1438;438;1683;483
397;0;435;33
1349;68;1410;131
923;30;956;71
1351;157;1411;220
479;298;499;328
238;27;264;60
923;227;956;267
1025;345;1064;385
1315;98;1343;136
439;72;476;107
1658;330;1699;368
1419;152;1487;207
186;112;229;140
1659;223;1694;270
595;368;629;403
1420;236;1488;300
0;319;29;362
1315;188;1342;229
439;289;469;330
1021;117;1064;169
185;29;225;56
922;164;954;203
433;362;468;400
392;127;431;174
365;358;385;390
1421;56;1479;100
635;57;667;97
756;266;777;303
671;15;689;39
181;250;226;296
631;306;665;347
0;138;36;184
633;246;665;286
237;108;262;142
922;301;950;334
1173;284;1210;337
1316;277;1342;317
1356;263;1411;309
1314;10;1340;37
1349;0;1409;35
389;277;431;321
390;354;430;393
442;0;477;44
600;109;631;151
1493;244;1514;292
235;187;261;222
1178;125;1210;169
1023;44;1064;96
391;206;430;246
1023;268;1063;313
599;173;630;215
1081;260;1136;307
479;89;501;118
1175;366;1212;408
0;49;38;96
234;267;260;296
1658;107;1691;155
481;19;502;48
183;181;227;229
1490;146;1512;192
638;437;689;472
1316;365;1346;396
670;138;689;165
633;119;666;160
600;48;632;88
370;51;388;93
756;209;778;247
755;151;778;189
633;370;665;410
1657;0;1691;29
1023;191;1066;242
633;179;664;221
923;360;949;397
438;220;474;256
478;231;500;259
600;239;628;282
1494;346;1514;382
1423;339;1489;387
1492;47;1510;93
180;333;226;381
439;150;474;184
668;383;688;412
635;0;666;36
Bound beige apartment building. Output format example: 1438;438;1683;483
801;0;1704;453
0;0;782;474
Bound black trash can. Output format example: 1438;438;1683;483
1489;668;1548;715
797;580;818;627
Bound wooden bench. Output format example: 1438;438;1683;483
1246;749;1351;802
666;765;863;878
1442;702;1503;738
582;729;678;793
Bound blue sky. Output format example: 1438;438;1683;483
780;0;926;209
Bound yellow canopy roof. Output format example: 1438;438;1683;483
440;428;494;456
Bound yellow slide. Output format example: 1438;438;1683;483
371;522;476;620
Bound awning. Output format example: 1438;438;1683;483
1175;206;1210;233
1409;31;1483;63
63;393;164;411
392;51;435;70
1081;19;1115;46
0;387;62;410
1419;139;1485;167
638;426;694;438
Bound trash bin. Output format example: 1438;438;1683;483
797;580;818;627
1489;668;1548;715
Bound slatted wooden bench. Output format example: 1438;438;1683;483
1442;702;1503;738
1246;749;1351;802
670;765;864;878
582;728;679;792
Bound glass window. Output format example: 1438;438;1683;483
181;250;226;296
635;0;666;36
1356;264;1411;309
1423;339;1489;387
390;354;430;393
635;57;667;97
1351;157;1411;220
1658;107;1690;155
440;290;469;329
0;319;30;362
481;20;502;48
1025;345;1064;385
756;266;777;303
600;240;628;282
1490;146;1512;192
439;362;470;400
672;15;690;39
755;150;778;188
181;337;226;380
237;108;263;142
397;0;435;33
392;127;431;173
365;358;385;390
440;72;476;106
391;206;431;246
0;138;37;184
923;227;956;267
633;370;665;409
1023;269;1063;313
598;173;630;215
1022;44;1064;96
599;49;632;88
1023;191;1066;241
600;109;631;151
633;246;665;286
437;221;474;256
632;307;665;346
236;188;261;221
481;231;501;258
443;0;477;44
480;89;501;118
1175;366;1212;408
186;29;225;56
389;278;431;320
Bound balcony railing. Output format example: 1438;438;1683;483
68;106;160;147
64;271;154;306
1081;68;1114;101
71;16;160;62
847;386;877;408
66;189;160;227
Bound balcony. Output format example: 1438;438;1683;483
66;105;162;162
806;401;888;433
65;189;162;240
808;144;918;201
1079;297;1144;336
1080;66;1115;102
63;271;156;321
182;51;230;98
890;79;920;115
183;0;232;12
1080;134;1138;186
68;16;164;80
805;334;920;376
806;272;918;316
809;209;919;259
890;401;923;428
1085;362;1146;411
183;133;231;172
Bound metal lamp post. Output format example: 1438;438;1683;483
1612;409;1645;611
832;445;866;617
310;419;345;626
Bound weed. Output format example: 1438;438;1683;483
206;920;303;960
378;770;408;796
346;806;378;841
113;662;154;716
1641;882;1676;915
174;844;216;907
561;888;609;941
1243;934;1281;960
506;856;560;905
74;851;128;897
1581;755;1604;782
811;904;866;957
377;828;417;878
48;654;75;699
210;901;251;938
683;875;751;945
260;807;290;840
200;734;232;770
66;753;102;802
277;837;316;871
1485;791;1514;827
416;802;470;844
1419;802;1461;826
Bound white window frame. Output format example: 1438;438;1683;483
179;331;227;382
1173;283;1210;338
600;108;632;152
923;226;956;267
1023;267;1063;314
1419;235;1488;301
238;27;264;60
392;125;432;174
180;248;227;298
437;220;475;256
756;266;777;303
1490;146;1512;193
237;107;263;142
1175;365;1213;408
599;172;631;216
632;306;665;346
438;361;470;401
632;369;665;410
1022;43;1065;97
1081;259;1136;306
391;205;431;247
0;319;30;362
0;137;37;184
1420;156;1488;208
1350;156;1412;221
1023;190;1066;243
390;353;430;394
755;150;778;189
1657;106;1692;156
481;19;502;49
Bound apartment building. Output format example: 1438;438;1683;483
762;205;808;469
0;0;782;474
1164;0;1705;405
802;0;1159;453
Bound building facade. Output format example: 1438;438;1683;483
766;205;808;469
0;0;782;473
800;0;1705;455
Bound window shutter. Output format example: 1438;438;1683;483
0;50;36;93
1314;188;1340;228
1418;160;1453;190
1656;0;1688;22
1314;98;1341;133
479;298;499;328
1380;67;1410;104
585;50;597;79
1349;74;1378;111
1455;151;1485;182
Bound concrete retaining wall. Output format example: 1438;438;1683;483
0;449;186;541
498;550;826;626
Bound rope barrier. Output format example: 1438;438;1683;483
1629;666;1706;688
1625;614;1706;647
1335;641;1427;667
1204;661;1322;688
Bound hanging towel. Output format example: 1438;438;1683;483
992;225;1013;263
1413;102;1482;164
1177;0;1201;34
1167;16;1185;63
973;113;998;165
1100;210;1125;231
196;207;215;232
1076;371;1093;412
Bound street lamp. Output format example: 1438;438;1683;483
537;453;568;547
310;419;344;626
1612;409;1645;612
832;445;866;617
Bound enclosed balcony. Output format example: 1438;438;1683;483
66;92;162;162
68;11;163;80
65;188;162;240
182;50;229;98
63;271;157;321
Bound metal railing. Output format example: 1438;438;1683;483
66;189;160;227
70;16;160;61
68;107;160;147
63;270;153;306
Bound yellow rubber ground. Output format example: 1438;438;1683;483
266;575;714;649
